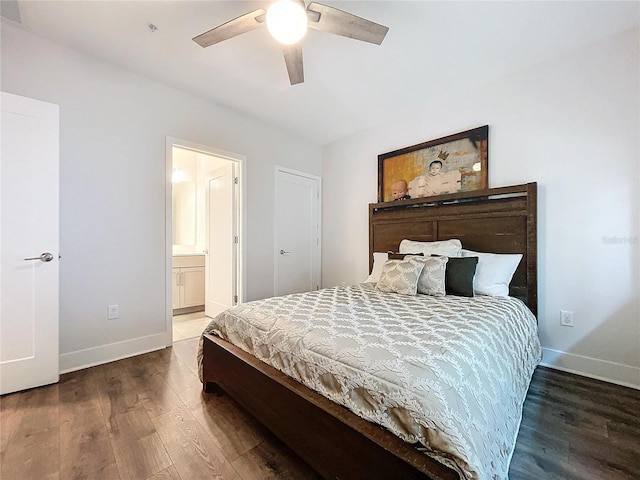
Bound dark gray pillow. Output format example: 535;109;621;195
387;251;424;260
443;256;478;297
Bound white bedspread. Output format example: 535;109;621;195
197;283;542;480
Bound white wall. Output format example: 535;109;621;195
322;27;640;388
1;23;322;371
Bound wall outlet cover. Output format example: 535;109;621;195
108;304;119;320
560;310;574;327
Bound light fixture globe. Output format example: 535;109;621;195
266;0;308;45
172;168;185;183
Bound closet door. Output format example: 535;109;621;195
274;168;321;296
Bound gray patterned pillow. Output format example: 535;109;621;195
375;258;425;295
408;255;448;296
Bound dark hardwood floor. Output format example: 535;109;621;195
1;338;638;480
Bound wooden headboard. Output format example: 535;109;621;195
369;183;537;316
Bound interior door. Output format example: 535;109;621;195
204;163;237;318
274;169;321;296
0;92;59;395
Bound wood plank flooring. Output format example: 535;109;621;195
1;338;638;480
509;367;640;479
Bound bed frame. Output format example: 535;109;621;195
202;182;537;480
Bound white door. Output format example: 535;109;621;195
204;163;237;318
274;168;321;296
0;92;59;395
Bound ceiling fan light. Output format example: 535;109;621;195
266;0;308;45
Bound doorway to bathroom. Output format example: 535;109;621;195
166;138;244;343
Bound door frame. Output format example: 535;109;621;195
165;137;245;345
273;166;322;296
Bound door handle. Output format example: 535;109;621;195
24;252;54;262
279;250;291;255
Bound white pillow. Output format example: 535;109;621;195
365;252;389;283
461;249;523;296
399;238;462;257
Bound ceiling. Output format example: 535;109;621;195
5;1;639;145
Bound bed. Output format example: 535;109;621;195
198;182;541;480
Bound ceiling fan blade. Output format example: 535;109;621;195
282;44;304;85
193;9;266;47
306;3;389;45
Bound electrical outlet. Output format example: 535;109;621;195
560;310;574;327
108;304;119;320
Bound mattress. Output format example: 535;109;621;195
197;283;542;480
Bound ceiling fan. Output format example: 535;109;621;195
192;0;389;85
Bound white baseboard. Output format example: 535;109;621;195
59;332;171;374
541;347;640;390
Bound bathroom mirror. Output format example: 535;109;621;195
172;180;197;247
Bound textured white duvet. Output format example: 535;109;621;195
197;283;542;479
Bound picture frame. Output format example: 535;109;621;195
377;125;489;203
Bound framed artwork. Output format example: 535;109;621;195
377;125;489;203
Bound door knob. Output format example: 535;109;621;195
279;249;291;255
24;252;54;262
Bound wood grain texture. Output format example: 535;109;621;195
1;385;60;479
59;382;116;480
0;339;637;480
145;465;183;480
192;9;266;47
0;391;20;463
231;439;321;480
170;338;200;376
126;367;186;419
107;406;173;479
510;367;640;480
152;406;239;479
282;44;304;85
94;361;143;419
189;393;264;462
160;361;205;408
